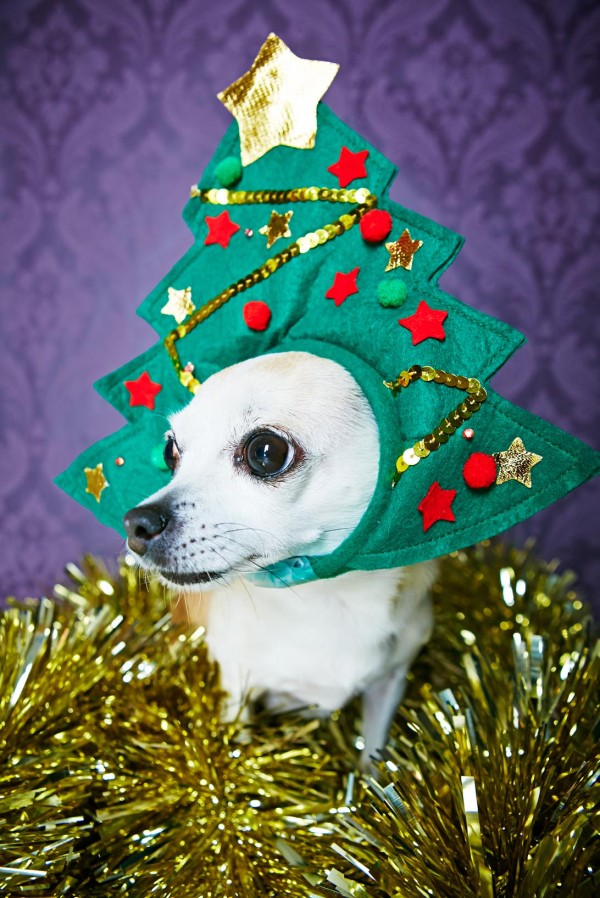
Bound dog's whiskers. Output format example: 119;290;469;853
217;522;282;539
183;526;295;596
215;525;286;560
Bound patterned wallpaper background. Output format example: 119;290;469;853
1;0;599;609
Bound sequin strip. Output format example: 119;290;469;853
165;186;378;392
384;365;488;487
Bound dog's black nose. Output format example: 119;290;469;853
123;504;168;556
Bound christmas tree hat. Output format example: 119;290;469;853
56;34;599;584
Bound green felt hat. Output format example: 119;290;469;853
56;34;599;584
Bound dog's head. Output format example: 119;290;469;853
123;351;379;588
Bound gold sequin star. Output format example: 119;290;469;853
161;286;195;324
494;437;543;488
385;228;423;272
84;463;108;502
217;33;339;166
259;210;293;248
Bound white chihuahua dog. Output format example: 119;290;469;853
124;351;435;763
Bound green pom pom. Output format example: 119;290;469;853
151;443;168;471
377;280;408;308
215;156;242;187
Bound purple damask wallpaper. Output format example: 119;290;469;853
1;0;599;608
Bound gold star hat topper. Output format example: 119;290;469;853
218;33;338;166
56;33;600;586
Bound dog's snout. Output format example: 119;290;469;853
123;504;168;556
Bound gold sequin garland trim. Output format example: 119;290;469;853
384;365;488;487
165;186;377;393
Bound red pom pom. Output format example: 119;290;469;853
243;301;271;331
359;209;393;243
463;452;497;489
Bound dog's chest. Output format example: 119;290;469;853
197;566;433;712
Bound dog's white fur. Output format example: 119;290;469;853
128;352;435;762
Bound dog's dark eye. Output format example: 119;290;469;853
243;430;293;478
164;436;180;473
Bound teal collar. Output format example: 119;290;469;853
245;556;317;588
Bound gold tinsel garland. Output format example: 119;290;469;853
0;543;598;897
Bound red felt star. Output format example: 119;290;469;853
399;300;448;345
418;481;457;532
325;267;360;306
204;211;240;248
124;371;163;410
327;146;369;188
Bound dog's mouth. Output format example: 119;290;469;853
158;570;223;586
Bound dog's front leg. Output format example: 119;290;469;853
360;665;409;770
182;591;253;728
